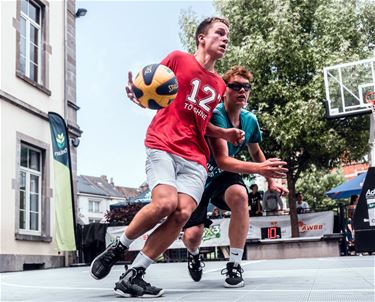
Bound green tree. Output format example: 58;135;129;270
295;165;345;210
180;0;375;236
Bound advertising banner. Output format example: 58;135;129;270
48;112;76;251
106;211;334;251
354;167;375;228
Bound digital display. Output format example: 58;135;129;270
261;227;281;239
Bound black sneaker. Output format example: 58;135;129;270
90;239;127;280
221;262;244;288
114;266;164;298
187;252;205;282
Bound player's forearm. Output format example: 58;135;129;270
216;156;261;174
206;123;225;138
251;149;274;184
251;148;266;163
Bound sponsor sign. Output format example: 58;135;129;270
106;211;334;250
48;112;76;251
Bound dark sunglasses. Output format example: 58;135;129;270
227;82;252;92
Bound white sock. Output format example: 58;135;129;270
229;248;243;265
119;233;133;248
132;251;154;269
187;248;199;256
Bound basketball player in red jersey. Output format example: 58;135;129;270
90;17;282;298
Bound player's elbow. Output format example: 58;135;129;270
216;158;229;170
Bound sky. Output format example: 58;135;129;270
76;0;215;188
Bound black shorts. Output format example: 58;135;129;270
183;171;248;229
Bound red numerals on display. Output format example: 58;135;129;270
268;227;278;239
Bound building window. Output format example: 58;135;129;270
89;200;101;213
19;0;42;83
19;144;42;235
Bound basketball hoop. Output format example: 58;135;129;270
365;91;375;121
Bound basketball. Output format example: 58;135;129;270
132;64;178;109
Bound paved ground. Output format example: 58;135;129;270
1;256;374;301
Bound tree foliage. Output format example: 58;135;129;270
179;0;375;236
295;165;345;210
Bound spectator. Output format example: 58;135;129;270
295;192;309;214
346;194;358;254
347;194;358;220
210;207;222;219
262;189;283;215
248;184;263;217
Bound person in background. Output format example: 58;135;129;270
347;194;358;220
210;207;222;219
262;188;284;215
295;192;309;214
249;184;263;217
346;194;358;253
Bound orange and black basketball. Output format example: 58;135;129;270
132;64;178;109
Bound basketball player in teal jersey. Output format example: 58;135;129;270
90;17;287;298
182;66;289;288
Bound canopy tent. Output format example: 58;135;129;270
325;172;367;199
110;189;151;210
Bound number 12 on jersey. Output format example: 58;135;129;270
186;79;220;112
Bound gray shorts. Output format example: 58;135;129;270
145;147;207;204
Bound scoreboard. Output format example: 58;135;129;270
261;227;281;239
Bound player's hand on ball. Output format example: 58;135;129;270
126;71;145;108
127;64;178;109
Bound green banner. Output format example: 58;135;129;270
48;112;76;251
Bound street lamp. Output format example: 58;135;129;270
75;8;87;18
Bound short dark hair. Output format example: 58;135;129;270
195;17;230;47
250;184;258;190
295;192;302;198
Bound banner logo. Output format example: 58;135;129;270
203;224;221;241
365;188;375;198
298;221;323;233
56;133;65;149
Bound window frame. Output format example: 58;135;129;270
15;0;51;95
15;132;52;242
88;199;101;213
19;144;42;235
19;0;42;83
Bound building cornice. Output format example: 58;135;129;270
0;89;48;121
1;89;82;137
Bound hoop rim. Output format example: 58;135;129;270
365;91;375;104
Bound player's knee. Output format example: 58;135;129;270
226;188;248;211
184;229;202;247
171;208;193;226
152;199;178;217
184;235;201;247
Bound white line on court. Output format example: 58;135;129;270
1;282;374;293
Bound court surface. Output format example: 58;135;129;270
1;256;374;301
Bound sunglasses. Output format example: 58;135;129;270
227;82;252;92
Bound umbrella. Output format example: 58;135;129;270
325;172;367;199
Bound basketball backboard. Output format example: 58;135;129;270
324;57;375;119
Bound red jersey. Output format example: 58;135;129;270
145;51;226;168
